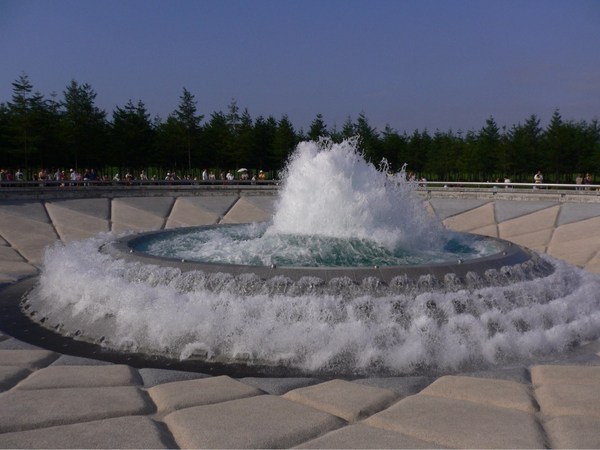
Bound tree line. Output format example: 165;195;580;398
1;73;599;182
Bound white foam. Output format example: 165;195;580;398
29;232;600;375
28;138;600;375
268;138;445;252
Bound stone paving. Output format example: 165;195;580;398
0;191;600;448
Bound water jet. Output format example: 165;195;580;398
16;139;600;377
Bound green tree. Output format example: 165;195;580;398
380;125;408;173
61;80;107;170
4;73;46;169
426;130;460;180
478;116;502;179
506;114;542;181
272;114;297;170
355;112;382;164
459;130;481;180
407;129;431;174
252;115;277;171
203;111;230;170
172;88;203;171
233;108;254;167
307;113;328;141
341;116;356;140
542;109;581;182
110;100;154;171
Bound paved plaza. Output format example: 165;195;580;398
1;190;600;448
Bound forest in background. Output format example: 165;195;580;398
1;73;599;182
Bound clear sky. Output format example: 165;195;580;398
1;0;599;134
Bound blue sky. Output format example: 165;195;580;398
1;0;599;134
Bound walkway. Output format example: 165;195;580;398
0;192;599;448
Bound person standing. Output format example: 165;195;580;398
533;170;543;189
576;174;583;190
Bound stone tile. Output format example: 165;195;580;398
366;394;544;449
239;194;277;215
0;200;50;223
50;354;115;366
498;205;560;238
420;375;537;413
545;415;600;449
0;339;45;351
584;251;600;275
0;214;59;263
556;202;600;226
531;365;600;386
181;195;239;216
351;376;435;397
297;423;443;449
0;349;59;368
283;379;399;423
44;198;111;220
0;415;175;449
535;384;600;418
0;366;30;392
165;196;238;228
45;201;110;242
428;198;491;221
0;245;27;262
0;386;153;432
221;197;273;223
113;197;175;217
546;218;600;266
500;227;554;251
0;259;38;281
165;197;221;228
239;376;322;395
468;223;498;237
111;197;174;232
423;200;436;219
148;374;262;413
163;394;345;449
548;236;599;267
494;200;558;223
138;367;210;388
16;364;141;390
458;366;531;384
549;216;600;244
443;202;496;232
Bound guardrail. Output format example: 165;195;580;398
0;179;280;188
0;179;597;190
0;179;598;202
417;181;600;192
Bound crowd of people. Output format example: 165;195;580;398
0;167;271;185
0;167;596;189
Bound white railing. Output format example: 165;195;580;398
417;181;600;192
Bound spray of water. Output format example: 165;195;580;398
140;139;480;266
268;138;444;252
27;138;600;375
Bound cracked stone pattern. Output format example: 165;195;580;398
0;194;598;281
1;192;600;447
0;347;598;448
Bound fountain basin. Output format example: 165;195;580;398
101;225;553;294
13;139;600;377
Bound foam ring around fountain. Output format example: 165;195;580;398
102;224;554;294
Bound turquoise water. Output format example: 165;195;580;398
135;222;501;267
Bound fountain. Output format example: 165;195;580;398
18;139;600;377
